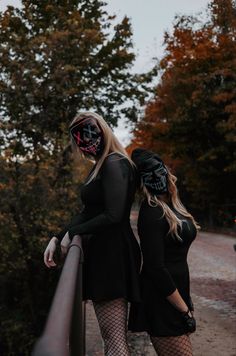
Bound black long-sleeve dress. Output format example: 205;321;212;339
55;153;141;302
128;199;197;336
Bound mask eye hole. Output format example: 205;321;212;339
153;167;166;176
82;124;100;140
141;172;152;180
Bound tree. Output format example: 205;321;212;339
0;0;154;155
130;0;236;227
0;1;155;354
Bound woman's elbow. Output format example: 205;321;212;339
107;212;123;224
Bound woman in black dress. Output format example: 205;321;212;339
129;148;199;356
44;112;141;356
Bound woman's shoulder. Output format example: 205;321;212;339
140;199;165;220
138;199;168;233
104;152;128;162
102;152;133;170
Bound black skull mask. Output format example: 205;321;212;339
141;160;168;195
132;148;168;196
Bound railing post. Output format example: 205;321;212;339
32;235;85;356
70;239;85;356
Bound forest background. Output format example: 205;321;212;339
0;0;235;355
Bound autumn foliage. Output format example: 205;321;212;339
130;0;236;227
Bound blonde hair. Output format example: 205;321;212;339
70;111;134;184
143;168;200;241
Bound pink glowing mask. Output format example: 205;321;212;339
70;118;104;156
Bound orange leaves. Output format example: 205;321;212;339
0;182;7;190
225;102;236;115
130;0;236;226
212;92;235;103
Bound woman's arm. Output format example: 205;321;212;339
53;211;87;242
140;203;176;297
67;155;131;239
167;289;189;313
140;203;189;313
167;290;196;333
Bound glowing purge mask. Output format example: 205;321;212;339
140;159;168;196
70;118;104;157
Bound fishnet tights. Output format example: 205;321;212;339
93;298;130;356
150;334;193;356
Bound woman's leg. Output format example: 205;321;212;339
150;334;193;356
93;298;130;356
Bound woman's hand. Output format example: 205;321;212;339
43;232;71;268
181;310;196;333
60;232;71;256
44;237;58;268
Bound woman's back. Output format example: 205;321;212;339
81;153;137;225
138;199;196;269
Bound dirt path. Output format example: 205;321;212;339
188;232;236;356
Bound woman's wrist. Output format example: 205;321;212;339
180;309;194;318
181;309;196;333
51;236;59;244
181;308;189;314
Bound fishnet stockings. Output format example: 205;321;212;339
93;298;130;356
150;334;193;356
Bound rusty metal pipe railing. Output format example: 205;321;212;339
32;235;85;356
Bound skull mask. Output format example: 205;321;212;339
131;148;168;196
140;159;168;195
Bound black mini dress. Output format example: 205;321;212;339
56;153;141;302
128;199;197;336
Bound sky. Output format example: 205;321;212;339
0;0;210;143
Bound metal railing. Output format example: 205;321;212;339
32;235;85;356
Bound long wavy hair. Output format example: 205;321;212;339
143;168;200;241
70;112;134;184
